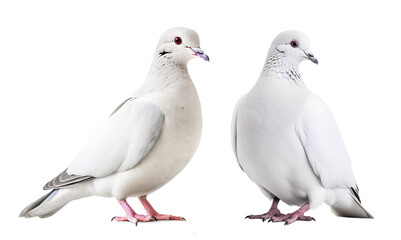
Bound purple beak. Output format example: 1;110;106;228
190;47;209;62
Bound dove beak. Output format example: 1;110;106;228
190;47;209;62
305;51;318;65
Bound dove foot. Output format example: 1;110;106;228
246;209;283;222
139;196;186;222
111;214;156;225
245;197;283;222
269;203;315;225
112;200;157;225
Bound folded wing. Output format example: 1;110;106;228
296;95;358;192
44;98;164;189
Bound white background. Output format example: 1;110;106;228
1;0;400;239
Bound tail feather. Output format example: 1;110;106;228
331;190;373;218
20;189;63;218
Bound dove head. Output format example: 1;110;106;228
155;27;209;64
268;30;318;65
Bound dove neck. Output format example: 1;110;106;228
261;51;304;86
141;57;191;92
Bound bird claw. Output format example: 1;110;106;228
269;214;315;225
111;214;154;225
245;209;283;222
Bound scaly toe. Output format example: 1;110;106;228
153;214;185;221
246;209;283;222
298;215;316;222
273;214;315;225
111;214;157;225
134;214;156;222
271;214;291;223
111;215;139;225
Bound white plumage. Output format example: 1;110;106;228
69;98;164;177
20;27;209;223
232;30;372;224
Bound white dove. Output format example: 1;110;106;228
20;27;209;224
231;30;373;225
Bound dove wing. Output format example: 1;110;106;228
231;96;245;171
44;98;164;189
296;94;358;192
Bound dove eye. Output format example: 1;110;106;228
174;37;182;45
290;40;299;48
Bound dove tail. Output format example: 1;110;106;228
19;189;65;218
330;190;373;218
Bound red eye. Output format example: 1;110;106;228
174;37;182;45
290;40;299;48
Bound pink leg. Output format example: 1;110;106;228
269;203;315;225
245;197;284;222
139;196;186;221
111;200;156;225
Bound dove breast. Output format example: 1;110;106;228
236;77;324;206
88;80;202;199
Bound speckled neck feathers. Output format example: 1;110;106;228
136;53;191;95
262;51;303;85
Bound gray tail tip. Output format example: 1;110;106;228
19;206;33;218
366;211;374;219
19;190;56;218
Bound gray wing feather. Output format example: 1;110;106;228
350;186;361;203
43;169;94;190
110;97;135;117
